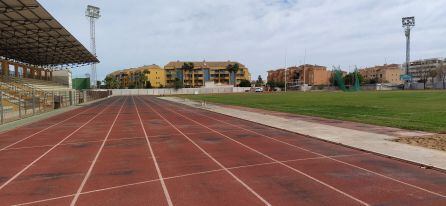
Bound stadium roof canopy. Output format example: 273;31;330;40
0;0;98;66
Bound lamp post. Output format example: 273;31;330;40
86;5;101;88
402;16;415;82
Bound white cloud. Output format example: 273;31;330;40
39;0;446;80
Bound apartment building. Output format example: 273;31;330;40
109;64;166;88
359;64;402;85
267;64;331;86
164;61;251;88
406;58;444;83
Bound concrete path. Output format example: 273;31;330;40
161;97;446;171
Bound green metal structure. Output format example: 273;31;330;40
333;69;361;92
72;78;91;90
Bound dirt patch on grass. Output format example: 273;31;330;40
394;134;446;152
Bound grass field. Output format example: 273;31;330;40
182;91;446;133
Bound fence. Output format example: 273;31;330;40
406;82;446;90
111;87;251;96
0;89;111;125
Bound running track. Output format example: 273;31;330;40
0;96;445;206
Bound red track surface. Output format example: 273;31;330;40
0;96;445;206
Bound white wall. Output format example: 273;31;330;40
52;69;72;87
111;87;251;96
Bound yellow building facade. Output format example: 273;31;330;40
359;64;402;85
109;64;166;88
164;61;251;88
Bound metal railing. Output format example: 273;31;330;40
0;86;111;125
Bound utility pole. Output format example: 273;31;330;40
402;16;415;83
284;51;287;92
86;5;101;88
303;49;307;85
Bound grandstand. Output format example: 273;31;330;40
0;0;99;123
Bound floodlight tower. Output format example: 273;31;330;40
86;5;100;88
402;16;415;80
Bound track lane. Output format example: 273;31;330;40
155;97;446;195
72;96;168;206
144;97;368;206
2;95;445;206
136;96;271;206
0;97;118;186
0;97;123;205
70;96;127;205
145;96;446;205
0;98;109;150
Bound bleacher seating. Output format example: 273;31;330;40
21;78;70;91
0;76;68;115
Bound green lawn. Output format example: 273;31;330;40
182;91;446;133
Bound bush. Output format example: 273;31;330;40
239;79;251;87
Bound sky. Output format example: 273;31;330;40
38;0;446;81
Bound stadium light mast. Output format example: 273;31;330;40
86;5;101;88
402;16;415;82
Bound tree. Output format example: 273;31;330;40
104;75;120;89
267;81;285;89
142;69;150;88
226;63;240;86
182;62;194;88
429;70;437;88
255;75;264;87
239;79;251;87
437;61;446;89
416;68;430;89
145;81;152;89
173;77;183;90
343;72;363;86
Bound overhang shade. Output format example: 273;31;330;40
0;0;99;66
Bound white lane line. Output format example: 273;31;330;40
133;96;173;206
0;97;120;191
0;99;107;151
160;98;446;198
13;153;367;206
146;97;368;206
3;136;146;151
180;104;446;199
70;96;127;206
3;130;236;152
137;96;272;206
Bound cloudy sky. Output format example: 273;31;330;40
39;0;446;80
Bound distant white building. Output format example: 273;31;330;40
405;58;444;83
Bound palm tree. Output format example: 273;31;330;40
226;63;240;86
182;62;194;87
143;69;150;88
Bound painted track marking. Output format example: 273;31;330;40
3;136;146;151
70;96;127;205
12;153;369;206
0;99;106;151
169;99;446;198
145;97;369;206
133;96;173;206
3;130;245;151
136;96;272;206
0;97;120;191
